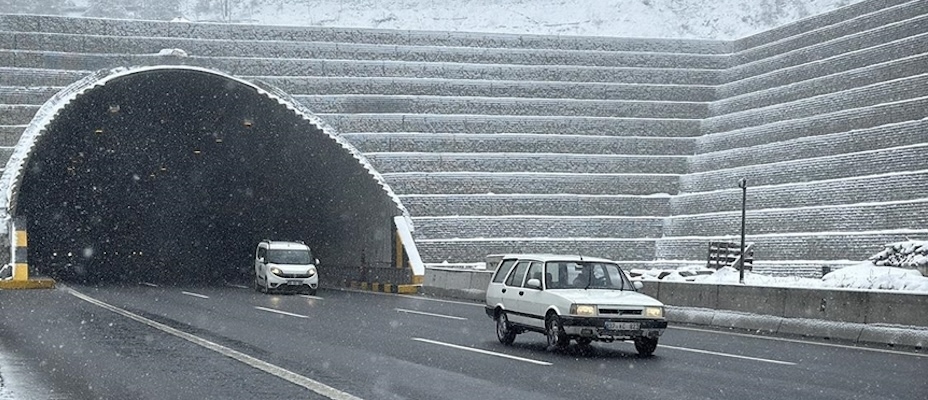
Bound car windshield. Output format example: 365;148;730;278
545;261;631;290
266;249;313;265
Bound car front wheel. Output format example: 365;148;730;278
634;337;658;356
545;313;569;349
496;311;516;345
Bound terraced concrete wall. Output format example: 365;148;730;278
660;0;928;275
0;0;925;276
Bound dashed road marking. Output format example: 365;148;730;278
299;294;324;300
413;338;552;366
396;308;467;320
181;291;210;299
660;344;796;365
255;306;309;319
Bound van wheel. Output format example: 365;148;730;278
576;338;593;346
261;277;269;294
253;277;260;292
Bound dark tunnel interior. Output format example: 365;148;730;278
15;69;399;285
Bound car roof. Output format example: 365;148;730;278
264;241;310;250
489;253;616;263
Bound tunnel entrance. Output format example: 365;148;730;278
12;67;403;285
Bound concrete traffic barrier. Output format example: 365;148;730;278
777;318;864;342
858;325;928;348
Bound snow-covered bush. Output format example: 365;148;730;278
868;241;928;269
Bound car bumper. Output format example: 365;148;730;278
266;274;318;291
559;316;668;339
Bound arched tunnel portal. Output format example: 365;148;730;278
9;67;406;285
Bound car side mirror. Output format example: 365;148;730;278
633;281;643;291
526;278;542;289
257;257;265;264
315;258;320;265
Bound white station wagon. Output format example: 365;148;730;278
485;254;667;356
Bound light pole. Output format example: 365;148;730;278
737;178;747;284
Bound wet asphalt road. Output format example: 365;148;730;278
1;283;925;400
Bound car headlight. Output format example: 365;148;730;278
270;267;282;276
644;306;664;318
307;266;316;276
570;304;596;316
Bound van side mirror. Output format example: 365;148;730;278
315;258;320;265
526;278;542;290
257;257;265;264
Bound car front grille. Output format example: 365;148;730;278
277;272;312;279
599;308;642;315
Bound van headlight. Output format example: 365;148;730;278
270;267;282;276
570;304;596;316
307;266;316;276
644;307;664;318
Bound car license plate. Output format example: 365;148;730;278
287;280;302;286
605;321;639;331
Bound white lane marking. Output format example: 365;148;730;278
255;306;309;319
140;282;159;287
395;308;467;321
395;294;484;307
299;295;325;300
659;344;796;365
332;287;483;307
181;291;210;299
671;325;928;358
66;289;362;400
227;284;249;289
413;338;552;366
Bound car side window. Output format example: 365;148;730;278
544;262;565;289
492;259;517;283
505;261;531;287
257;247;266;260
523;261;543;288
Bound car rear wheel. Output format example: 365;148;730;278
634;337;658;356
496;311;516;345
576;338;593;346
545;313;569;349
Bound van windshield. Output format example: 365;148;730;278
267;249;313;265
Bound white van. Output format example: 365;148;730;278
254;240;319;295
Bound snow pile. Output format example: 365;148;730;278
157;48;189;57
868;241;928;269
820;262;928;292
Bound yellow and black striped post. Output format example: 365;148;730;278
0;216;54;289
12;218;28;281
